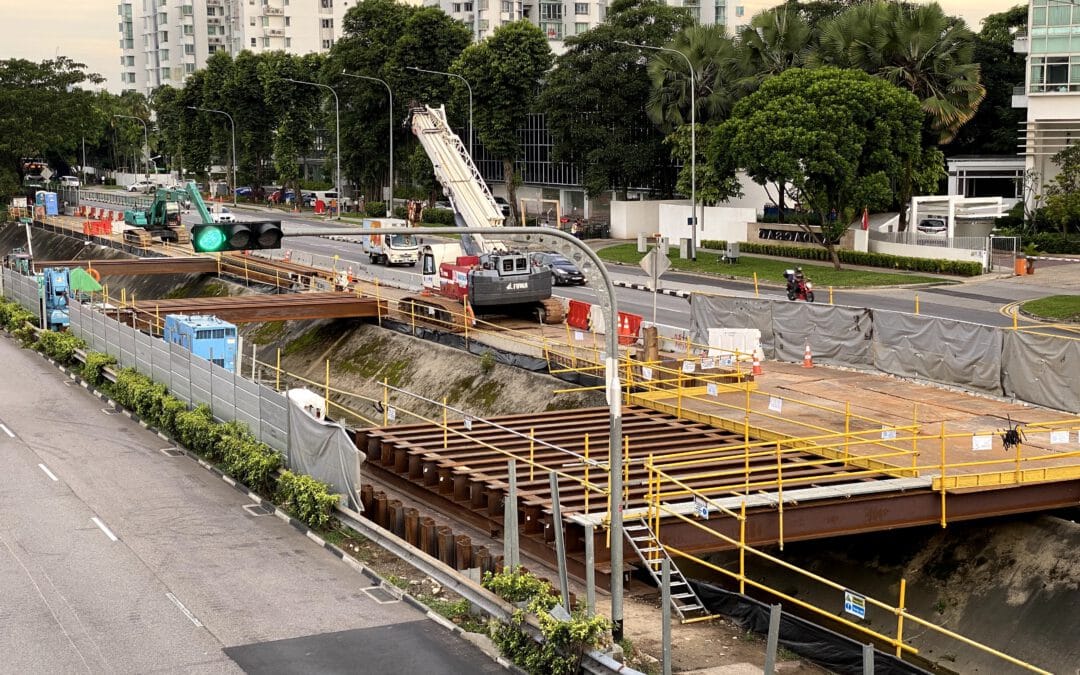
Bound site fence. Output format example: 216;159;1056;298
690;294;1080;413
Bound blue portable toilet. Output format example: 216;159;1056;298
34;190;58;215
163;314;238;372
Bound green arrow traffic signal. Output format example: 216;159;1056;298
191;221;283;253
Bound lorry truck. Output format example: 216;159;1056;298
400;104;564;328
361;218;419;266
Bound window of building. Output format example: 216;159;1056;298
183;24;193;34
502;1;513;12
575;2;588;14
160;67;170;80
263;37;271;47
714;0;726;25
452;3;461;12
321;0;333;7
539;2;562;20
250;17;255;25
125;38;134;49
158;11;167;23
186;63;196;73
261;16;269;27
322;38;333;49
206;6;215;15
1029;55;1080;92
686;4;700;21
285;37;292;47
181;4;192;16
184;44;195;54
321;18;333;28
735;5;743;17
251;37;257;47
285;16;290;26
160;30;168;42
575;21;588;34
160;49;169;61
540;21;562;38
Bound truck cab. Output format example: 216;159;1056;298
361;218;418;265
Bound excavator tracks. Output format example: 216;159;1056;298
537;297;566;325
398;295;566;331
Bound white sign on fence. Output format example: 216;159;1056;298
641;367;653;381
574;330;585;341
463;417;473;431
387;406;396;422
881;427;897;441
768;396;783;413
1050;430;1070;444
844;590;867;620
682;360;696;374
701;357;715;370
972;434;993;452
693;495;709;519
707;383;719;397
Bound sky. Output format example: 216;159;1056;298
0;0;1025;93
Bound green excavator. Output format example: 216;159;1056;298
123;181;216;246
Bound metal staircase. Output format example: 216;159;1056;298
624;517;709;620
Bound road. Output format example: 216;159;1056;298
0;333;503;674
82;194;1074;335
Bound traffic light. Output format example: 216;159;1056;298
191;221;284;253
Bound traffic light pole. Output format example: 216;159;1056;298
282;225;626;640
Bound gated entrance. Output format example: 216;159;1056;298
988;235;1019;273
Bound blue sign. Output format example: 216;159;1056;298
844;590;867;620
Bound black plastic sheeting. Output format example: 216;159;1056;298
690;581;931;675
382;319;604;389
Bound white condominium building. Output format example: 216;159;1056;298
118;0;350;94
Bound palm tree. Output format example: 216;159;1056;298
645;24;744;130
737;6;815;91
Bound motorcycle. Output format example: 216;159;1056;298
784;269;815;302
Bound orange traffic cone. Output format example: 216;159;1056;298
802;343;814;369
752;347;764;377
348;267;355;283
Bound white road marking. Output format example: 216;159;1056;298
0;423;14;437
90;517;118;542
166;592;203;627
38;463;59;481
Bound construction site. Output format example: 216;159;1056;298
3;106;1079;675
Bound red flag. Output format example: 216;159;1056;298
861;207;869;231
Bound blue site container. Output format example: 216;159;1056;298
35;191;58;215
163;314;237;372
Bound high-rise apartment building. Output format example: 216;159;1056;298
118;0;350;94
1014;0;1080;187
423;0;768;51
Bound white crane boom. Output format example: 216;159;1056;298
411;105;504;254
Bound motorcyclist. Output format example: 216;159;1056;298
784;266;805;292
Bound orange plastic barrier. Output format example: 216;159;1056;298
82;220;112;236
567;299;591;330
617;311;643;346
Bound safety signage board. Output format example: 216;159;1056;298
844;590;867;620
693;495;709;519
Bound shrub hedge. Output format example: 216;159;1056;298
364;201;386;217
701;240;984;276
0;297;339;530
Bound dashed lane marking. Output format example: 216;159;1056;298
38;464;58;482
91;517;118;542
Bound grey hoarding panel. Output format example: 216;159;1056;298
134;329;153;375
872;311;1003;395
105;321;122;361
189;359;212;408
234;377;262;432
210;362;235;421
169;342;192;404
690;295;776;357
152;339;171;387
259;386;288;453
772;302;873;366
1002;332;1080;413
286;395;364;510
119;328;137;368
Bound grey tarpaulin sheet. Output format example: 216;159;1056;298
872;311;1003;395
690;295;776;357
1002;331;1080;413
771;302;873;366
286;395;365;510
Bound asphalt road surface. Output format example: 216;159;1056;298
0;333;503;674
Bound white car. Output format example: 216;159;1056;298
211;207;236;223
128;180;156;193
59;176;81;187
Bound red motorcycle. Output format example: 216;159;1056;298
784;268;815;302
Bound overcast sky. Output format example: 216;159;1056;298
0;0;1024;92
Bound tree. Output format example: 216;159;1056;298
737;6;815;91
539;0;692;200
947;5;1027;155
453;21;552;223
1043;145;1080;235
710;68;934;268
259;52;324;202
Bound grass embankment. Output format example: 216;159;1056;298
1022;295;1080;322
597;243;945;288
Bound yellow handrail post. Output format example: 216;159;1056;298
584;433;591;515
939;421;947;528
684;334;691;358
275;347;281;391
739;500;747;594
912;404;919;473
1014;434;1023;484
155;304;160;334
844;401;851;466
896;577;907;658
565;321;577;369
411;297;416;335
121;287;127;308
443;397;448;449
624;357;631;405
374;278;382;327
382;378;389;426
324;359;331;414
677;367;684;418
743;415;751;496
776;441;784;550
753;272;759;298
529;427;535;481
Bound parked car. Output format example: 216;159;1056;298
211;207;236;223
234;186;253;197
433;200;452;210
128;180;156;193
270;189;295;204
59;176;81;187
493;196;512;218
530;252;586;286
916;218;947;234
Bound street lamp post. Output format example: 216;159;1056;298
282;77;341;220
188;106;237;207
617;41;698;260
406;66;473;158
341;71;394;217
113;114;150;187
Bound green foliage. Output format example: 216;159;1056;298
364;201;386;217
13;323;37;347
711;67;932;265
35;330;87;365
276;470;342;529
708;241;985;276
483;567;559;610
480;351;496;375
1021;295;1080;322
1012;232;1080;255
0;299;36;331
1043;145;1080;236
423;207;455;225
81;351;117;386
173;404;218;455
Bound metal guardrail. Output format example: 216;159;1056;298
78;188;153;210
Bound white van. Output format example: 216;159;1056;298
311;190;353;209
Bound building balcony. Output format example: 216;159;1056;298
266;6;283;14
266;28;286;37
1013;33;1028;54
1012;85;1028;108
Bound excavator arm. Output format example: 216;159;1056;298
182;180;216;224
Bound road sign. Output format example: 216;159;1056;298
639;246;671;281
844;590;867;619
40;167;53;180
